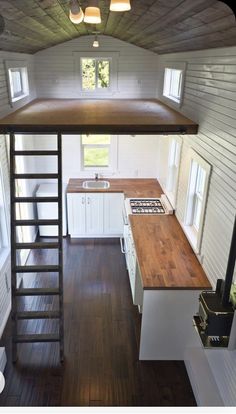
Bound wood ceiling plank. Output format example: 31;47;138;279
139;15;235;49
127;0;216;44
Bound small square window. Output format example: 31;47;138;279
163;67;184;105
6;64;29;104
81;135;111;169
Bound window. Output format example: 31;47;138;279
184;150;211;254
5;60;29;105
81;134;117;172
163;68;183;104
74;52;118;96
81;58;110;91
165;138;182;208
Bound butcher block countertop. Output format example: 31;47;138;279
129;215;211;290
67;178;163;198
67;177;211;291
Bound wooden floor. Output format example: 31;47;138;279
0;238;196;406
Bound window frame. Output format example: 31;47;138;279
162;62;186;108
165;136;182;209
5;60;29;106
81;57;111;92
74;51;119;97
80;134;118;173
183;149;211;254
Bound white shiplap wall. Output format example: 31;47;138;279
0;51;36;338
157;46;236;406
34;35;159;99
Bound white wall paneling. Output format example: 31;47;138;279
33;134;159;182
157;45;236;406
34;35;159;99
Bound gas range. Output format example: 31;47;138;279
124;194;173;217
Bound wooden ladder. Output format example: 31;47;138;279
10;133;64;362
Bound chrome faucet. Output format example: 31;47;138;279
95;173;99;181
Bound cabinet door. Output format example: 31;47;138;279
67;193;86;236
86;193;104;235
104;193;124;235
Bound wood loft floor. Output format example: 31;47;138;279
0;238;196;407
0;99;198;135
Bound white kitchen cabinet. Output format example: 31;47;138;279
67;192;124;237
104;193;124;235
86;193;104;235
125;223;143;309
67;193;86;236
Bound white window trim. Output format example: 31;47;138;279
74;51;119;97
165;136;182;209
5;60;29;107
161;62;186;109
183;149;211;255
80;135;118;175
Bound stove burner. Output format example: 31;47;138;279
130;199;166;214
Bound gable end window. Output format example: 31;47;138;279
74;51;118;96
81;58;110;91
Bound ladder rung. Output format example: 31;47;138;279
14;196;58;203
14;334;60;343
13;173;59;179
13;150;59;156
14;219;59;226
15;242;59;250
16;311;60;320
15;265;60;273
15;288;60;296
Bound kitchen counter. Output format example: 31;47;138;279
129;215;211;290
67;178;163;198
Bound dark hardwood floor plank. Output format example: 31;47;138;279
0;237;196;407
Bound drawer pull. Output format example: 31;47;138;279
120;237;126;254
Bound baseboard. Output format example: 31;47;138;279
0;348;7;373
185;347;224;406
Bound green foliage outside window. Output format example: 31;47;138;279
81;58;110;91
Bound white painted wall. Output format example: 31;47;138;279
33;134;159;182
0;51;36;338
156;45;236;406
34;35;159;99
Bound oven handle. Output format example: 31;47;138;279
120;237;127;254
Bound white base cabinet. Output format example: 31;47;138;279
67;192;124;237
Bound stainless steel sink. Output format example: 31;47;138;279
82;180;110;189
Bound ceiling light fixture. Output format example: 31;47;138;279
69;0;131;26
84;1;101;24
110;0;131;12
93;34;99;48
69;0;84;24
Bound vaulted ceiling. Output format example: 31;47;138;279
0;0;235;55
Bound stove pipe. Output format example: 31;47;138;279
221;215;236;307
